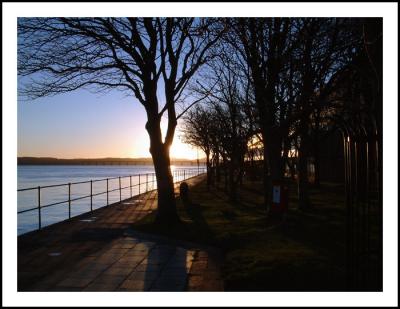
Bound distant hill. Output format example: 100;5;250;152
17;157;206;166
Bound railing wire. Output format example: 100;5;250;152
18;168;205;233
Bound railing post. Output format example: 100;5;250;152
139;174;141;195
130;175;132;198
68;183;71;219
146;174;148;192
38;186;41;230
106;178;109;206
184;170;186;180
119;176;122;202
90;180;93;212
152;173;155;190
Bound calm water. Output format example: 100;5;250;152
17;165;204;235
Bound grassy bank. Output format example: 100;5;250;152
132;177;347;291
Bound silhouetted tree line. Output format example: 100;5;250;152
18;17;381;221
181;18;382;212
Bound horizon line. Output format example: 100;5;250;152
17;156;206;161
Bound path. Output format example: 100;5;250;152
18;174;223;291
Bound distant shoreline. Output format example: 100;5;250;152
17;157;205;166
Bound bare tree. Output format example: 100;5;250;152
227;18;294;210
223;17;357;211
188;47;254;201
18;17;223;224
180;105;214;186
289;18;358;210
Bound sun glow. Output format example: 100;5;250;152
170;139;199;160
128;129;202;160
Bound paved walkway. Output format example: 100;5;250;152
18;174;224;291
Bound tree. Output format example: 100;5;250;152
18;17;223;224
289;18;359;210
228;18;294;210
223;18;358;211
181;106;214;186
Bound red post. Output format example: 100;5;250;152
270;181;289;218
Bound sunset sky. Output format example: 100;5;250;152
17;88;201;160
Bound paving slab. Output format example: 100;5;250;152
18;174;223;291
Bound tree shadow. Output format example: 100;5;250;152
181;193;214;242
143;244;189;291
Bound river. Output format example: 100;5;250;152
17;164;204;235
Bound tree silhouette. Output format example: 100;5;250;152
189;49;254;201
224;18;359;210
18;17;224;224
181;106;214;186
224;18;295;209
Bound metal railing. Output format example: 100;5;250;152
18;167;205;233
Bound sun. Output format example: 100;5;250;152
170;139;199;160
128;132;201;160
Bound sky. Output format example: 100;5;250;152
17;88;201;160
16;17;203;161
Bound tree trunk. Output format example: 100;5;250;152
264;130;283;211
262;132;271;211
229;159;237;202
146;121;180;225
314;145;321;187
238;154;245;186
282;133;291;178
288;158;296;180
206;150;212;187
250;148;256;181
268;133;284;183
298;134;311;211
215;150;221;183
223;158;228;191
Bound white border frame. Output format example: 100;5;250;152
3;2;398;307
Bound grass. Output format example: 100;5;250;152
132;177;348;291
